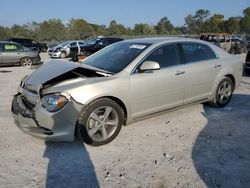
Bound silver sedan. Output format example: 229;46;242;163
11;38;242;146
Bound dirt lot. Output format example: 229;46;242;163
0;53;249;188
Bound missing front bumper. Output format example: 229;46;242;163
11;94;53;135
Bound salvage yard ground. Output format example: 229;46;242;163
0;53;249;188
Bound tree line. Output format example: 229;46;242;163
0;7;249;42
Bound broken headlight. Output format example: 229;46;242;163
41;93;68;112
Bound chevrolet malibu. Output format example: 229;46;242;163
11;38;242;146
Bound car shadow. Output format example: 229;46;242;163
0;70;12;73
192;94;250;187
43;101;100;188
44;141;100;188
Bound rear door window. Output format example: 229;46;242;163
180;43;217;63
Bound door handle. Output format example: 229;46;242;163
175;70;185;75
214;64;221;68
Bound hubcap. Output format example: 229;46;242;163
22;58;32;66
217;81;232;105
86;106;119;142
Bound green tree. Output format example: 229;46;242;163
10;24;30;38
240;7;250;33
0;26;11;40
23;22;40;39
155;17;173;34
90;24;108;36
204;14;225;32
67;18;95;40
175;26;188;35
185;9;210;34
194;9;210;33
184;14;196;34
133;23;156;35
108;20;127;35
37;19;67;41
225;17;241;34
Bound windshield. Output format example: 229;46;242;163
58;41;69;47
82;42;151;74
84;39;99;46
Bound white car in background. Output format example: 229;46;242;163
48;40;85;58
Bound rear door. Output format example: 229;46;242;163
179;42;221;104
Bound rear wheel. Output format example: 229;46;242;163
209;77;234;107
77;98;124;146
20;57;33;66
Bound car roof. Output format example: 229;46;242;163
0;41;21;45
124;37;203;45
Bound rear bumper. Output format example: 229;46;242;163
11;94;83;141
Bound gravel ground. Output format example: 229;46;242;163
0;53;249;188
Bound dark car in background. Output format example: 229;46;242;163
245;50;250;75
69;37;123;62
246;35;250;51
0;41;41;66
6;38;48;52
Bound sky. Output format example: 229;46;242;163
0;0;249;27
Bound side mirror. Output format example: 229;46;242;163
97;42;103;47
139;61;160;72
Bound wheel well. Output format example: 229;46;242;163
74;96;128;140
103;96;127;125
225;74;235;90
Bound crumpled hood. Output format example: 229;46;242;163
25;61;80;89
23;61;111;92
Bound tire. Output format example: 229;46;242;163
60;52;66;59
209;77;234;107
77;98;124;146
20;57;33;67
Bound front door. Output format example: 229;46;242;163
129;43;185;119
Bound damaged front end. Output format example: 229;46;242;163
11;61;109;141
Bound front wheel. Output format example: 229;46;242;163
77;98;124;146
60;52;66;58
209;77;234;107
